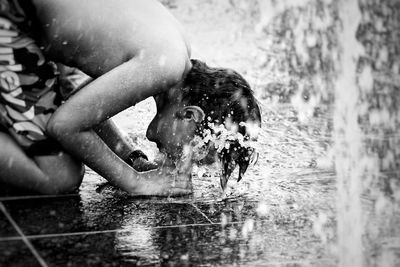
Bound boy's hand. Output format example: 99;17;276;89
129;165;192;197
125;150;158;172
131;157;158;172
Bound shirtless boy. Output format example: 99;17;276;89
0;0;261;196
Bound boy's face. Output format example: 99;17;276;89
146;92;199;162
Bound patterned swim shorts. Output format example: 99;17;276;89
0;2;62;153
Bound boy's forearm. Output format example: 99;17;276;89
48;129;191;196
94;119;133;161
55;128;136;191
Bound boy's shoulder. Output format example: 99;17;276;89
33;0;191;77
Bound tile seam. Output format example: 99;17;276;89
0;193;79;202
188;203;216;224
0;202;48;267
0;219;270;241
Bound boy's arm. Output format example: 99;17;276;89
58;66;156;171
94;119;135;163
47;56;189;195
94;119;158;172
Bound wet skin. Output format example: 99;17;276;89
147;90;197;161
28;0;194;195
33;0;191;77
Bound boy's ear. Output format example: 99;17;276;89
180;106;205;123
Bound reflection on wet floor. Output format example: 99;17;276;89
0;162;338;266
0;143;397;266
0;101;397;266
0;102;371;266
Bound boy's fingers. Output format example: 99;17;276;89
131;157;158;172
166;188;192;196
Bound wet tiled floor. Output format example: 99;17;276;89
0;168;337;267
0;102;338;266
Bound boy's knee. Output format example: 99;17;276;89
0;131;15;149
57;163;84;194
61;164;84;192
41;163;85;195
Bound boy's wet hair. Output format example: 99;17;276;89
182;59;261;187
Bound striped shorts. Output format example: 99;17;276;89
0;14;62;154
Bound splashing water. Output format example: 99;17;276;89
261;0;400;266
178;121;260;196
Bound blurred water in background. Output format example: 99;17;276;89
260;1;399;266
255;1;400;266
169;0;400;265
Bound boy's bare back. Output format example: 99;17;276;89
32;0;191;77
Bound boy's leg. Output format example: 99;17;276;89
0;8;84;195
0;131;84;195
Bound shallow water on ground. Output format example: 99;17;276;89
100;93;398;266
68;100;338;266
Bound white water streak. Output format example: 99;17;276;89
334;1;364;266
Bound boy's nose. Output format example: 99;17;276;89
146;130;162;150
146;126;156;142
146;120;161;146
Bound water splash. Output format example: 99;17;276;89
256;0;400;265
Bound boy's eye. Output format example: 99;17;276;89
174;111;183;119
174;111;192;119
